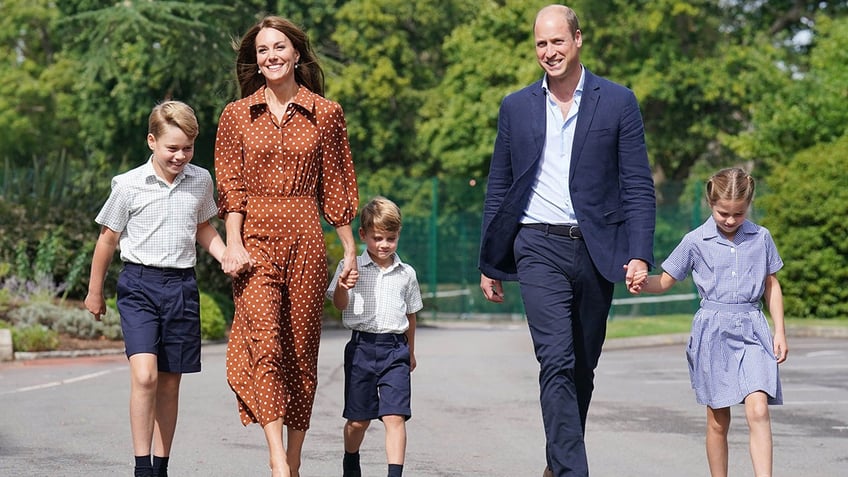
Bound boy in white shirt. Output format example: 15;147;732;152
85;101;226;477
328;196;423;477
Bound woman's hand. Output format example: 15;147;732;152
338;250;359;288
222;242;253;277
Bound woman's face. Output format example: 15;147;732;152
255;27;300;84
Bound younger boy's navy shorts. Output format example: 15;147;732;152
116;262;201;373
343;330;411;421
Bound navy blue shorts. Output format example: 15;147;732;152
116;262;201;373
343;330;411;421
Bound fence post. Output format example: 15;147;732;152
429;177;439;320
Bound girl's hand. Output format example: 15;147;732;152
774;333;789;364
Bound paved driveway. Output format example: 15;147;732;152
1;325;846;476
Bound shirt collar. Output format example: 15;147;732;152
701;216;759;240
541;66;585;97
143;156;193;185
248;84;317;114
360;249;402;270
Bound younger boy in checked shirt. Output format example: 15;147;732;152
328;196;423;477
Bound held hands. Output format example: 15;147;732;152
338;254;359;290
221;243;254;278
338;268;359;290
623;261;649;294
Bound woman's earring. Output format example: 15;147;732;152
294;63;299;69
257;67;262;74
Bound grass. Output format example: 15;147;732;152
607;314;693;339
606;315;848;339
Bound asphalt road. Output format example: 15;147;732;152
1;325;846;476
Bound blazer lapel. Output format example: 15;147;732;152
571;70;599;176
531;86;546;158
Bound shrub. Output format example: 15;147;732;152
6;301;122;341
759;136;848;319
200;291;227;341
12;325;59;352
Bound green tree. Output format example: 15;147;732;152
0;1;81;169
328;0;477;172
417;0;545;181
56;1;240;169
759;136;848;319
727;15;848;170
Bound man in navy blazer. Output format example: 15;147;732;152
479;5;655;476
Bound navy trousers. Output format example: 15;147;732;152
514;226;614;477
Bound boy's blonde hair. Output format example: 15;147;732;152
149;100;199;140
360;196;402;233
705;167;756;206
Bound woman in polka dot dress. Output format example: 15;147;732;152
214;16;359;477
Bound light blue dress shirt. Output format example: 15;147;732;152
520;68;586;225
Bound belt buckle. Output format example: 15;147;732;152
568;226;579;239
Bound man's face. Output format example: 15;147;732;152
534;12;581;81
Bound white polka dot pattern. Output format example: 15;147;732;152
215;85;358;430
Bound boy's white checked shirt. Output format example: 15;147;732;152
95;158;217;269
328;250;423;334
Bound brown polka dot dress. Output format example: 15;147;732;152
214;85;358;430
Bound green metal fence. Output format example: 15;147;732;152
343;176;717;322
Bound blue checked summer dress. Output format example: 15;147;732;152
662;217;783;408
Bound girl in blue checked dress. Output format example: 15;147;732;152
628;167;788;477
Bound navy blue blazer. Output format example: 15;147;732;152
479;69;656;283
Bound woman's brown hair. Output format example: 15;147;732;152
234;16;325;98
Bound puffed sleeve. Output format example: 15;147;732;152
214;102;248;218
318;102;358;227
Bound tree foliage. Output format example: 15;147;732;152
727;15;848;170
329;0;477;172
56;1;237;168
2;0;848;318
417;0;545;180
759;136;848;318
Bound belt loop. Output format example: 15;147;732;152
544;224;550;236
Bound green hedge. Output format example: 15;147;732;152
760;135;848;319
